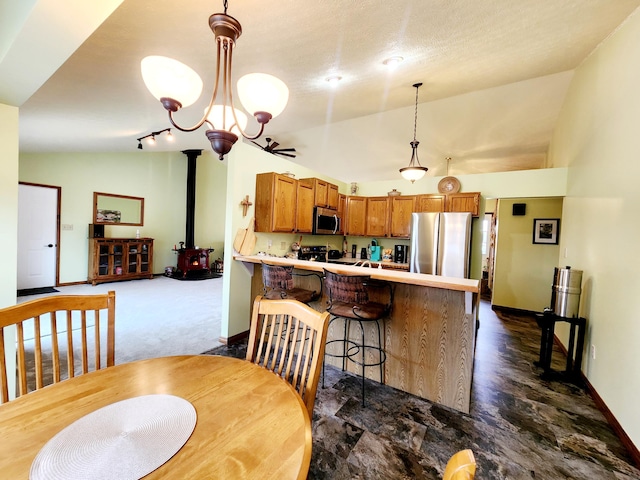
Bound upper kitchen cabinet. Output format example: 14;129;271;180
365;197;389;237
295;179;314;233
415;194;446;213
389;196;416;238
255;172;298;233
447;192;481;216
327;183;339;210
344;196;367;236
336;193;346;234
300;177;339;210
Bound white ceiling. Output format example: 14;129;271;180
5;0;640;182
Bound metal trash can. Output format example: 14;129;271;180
551;266;583;318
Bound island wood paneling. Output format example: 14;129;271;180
384;284;476;413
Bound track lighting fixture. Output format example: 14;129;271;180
136;128;173;150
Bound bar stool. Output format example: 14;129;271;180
322;269;392;406
261;262;321;305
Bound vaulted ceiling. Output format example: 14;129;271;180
3;1;640;182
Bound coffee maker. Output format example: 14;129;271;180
394;245;409;263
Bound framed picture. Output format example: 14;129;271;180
533;218;560;245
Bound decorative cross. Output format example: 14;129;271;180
240;195;253;217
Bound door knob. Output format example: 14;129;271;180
47;244;54;248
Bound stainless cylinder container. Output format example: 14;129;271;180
552;267;583;318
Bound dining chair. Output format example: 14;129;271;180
261;262;322;305
0;291;116;403
246;295;330;418
443;449;476;480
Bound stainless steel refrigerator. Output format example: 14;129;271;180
409;212;472;278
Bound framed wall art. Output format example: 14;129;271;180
533;218;560;245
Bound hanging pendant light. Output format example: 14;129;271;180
399;83;428;183
141;0;288;160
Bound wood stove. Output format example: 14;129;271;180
175;245;214;278
173;150;215;278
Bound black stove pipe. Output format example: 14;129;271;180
182;149;202;249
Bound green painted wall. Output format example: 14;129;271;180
18;151;227;283
0;104;18;305
547;9;640;448
492;197;563;311
0;103;19;399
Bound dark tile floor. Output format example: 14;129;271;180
208;301;640;479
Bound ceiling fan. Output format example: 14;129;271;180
251;138;296;158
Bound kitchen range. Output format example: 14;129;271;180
297;245;327;262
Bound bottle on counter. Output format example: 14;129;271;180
343;237;348;257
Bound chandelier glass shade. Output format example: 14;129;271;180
141;56;203;109
399;83;428;183
140;2;288;160
205;105;248;135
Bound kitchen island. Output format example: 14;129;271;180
235;255;480;414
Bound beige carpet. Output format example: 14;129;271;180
18;275;223;367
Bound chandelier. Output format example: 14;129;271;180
399;83;428;183
140;0;289;160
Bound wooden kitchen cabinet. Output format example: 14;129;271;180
295;180;314;233
447;192;481;216
327;183;339;209
415;194;446;212
344;196;367;236
336;193;346;234
300;177;339;209
389;195;416;238
255;172;297;232
365;197;389;237
88;238;153;285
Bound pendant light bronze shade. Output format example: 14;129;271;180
399;83;428;183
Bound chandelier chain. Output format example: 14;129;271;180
223;0;228;14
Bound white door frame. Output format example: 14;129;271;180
18;182;61;287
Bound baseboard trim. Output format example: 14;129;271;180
492;304;639;467
219;330;249;346
57;280;89;287
491;304;539;317
553;335;640;467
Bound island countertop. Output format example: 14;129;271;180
234;254;479;293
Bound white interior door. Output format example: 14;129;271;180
17;184;59;289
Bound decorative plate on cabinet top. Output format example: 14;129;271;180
438;176;461;194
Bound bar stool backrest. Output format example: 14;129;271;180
324;270;370;305
262;263;295;291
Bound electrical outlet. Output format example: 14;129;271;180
591;344;596;360
280;242;286;249
62;224;73;231
267;239;272;248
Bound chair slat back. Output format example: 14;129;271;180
246;295;329;418
443;449;476;480
0;291;115;403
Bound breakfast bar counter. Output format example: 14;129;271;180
235;255;480;414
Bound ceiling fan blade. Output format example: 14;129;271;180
273;148;296;153
269;142;280;150
275;152;296;158
251;140;266;150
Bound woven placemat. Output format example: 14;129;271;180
30;394;196;480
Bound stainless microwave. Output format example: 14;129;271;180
313;207;341;235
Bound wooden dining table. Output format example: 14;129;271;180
0;355;312;479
